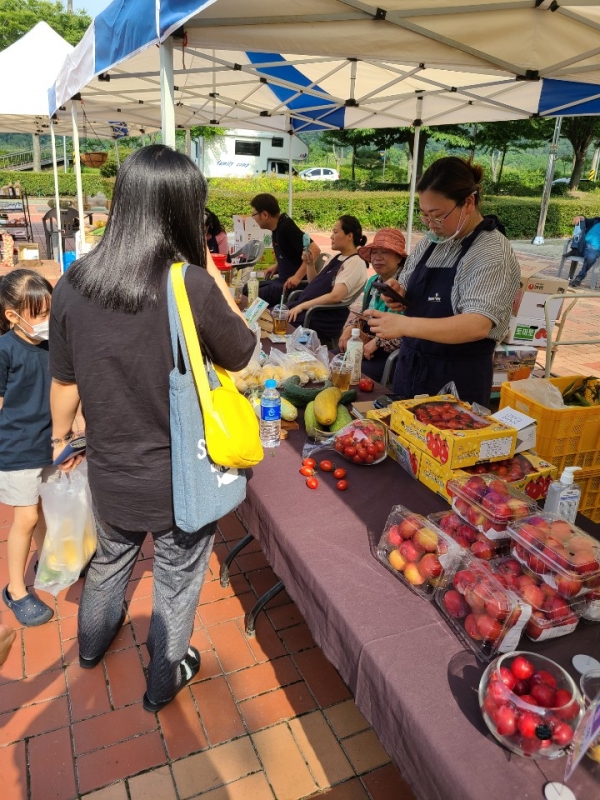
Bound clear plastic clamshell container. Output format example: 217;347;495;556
490;556;582;642
375;504;461;598
507;512;600;601
434;552;531;661
428;510;508;561
447;475;537;540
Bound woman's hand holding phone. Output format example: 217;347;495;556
371;278;408;310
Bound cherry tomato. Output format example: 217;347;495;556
375;441;386;453
333;468;346;479
344;446;357;458
352;454;363;464
306;477;319;490
358;377;375;392
357;446;368;460
334;442;345;453
365;454;375;464
302;458;316;468
300;466;315;477
366;444;377;456
319;460;333;472
336;480;349;491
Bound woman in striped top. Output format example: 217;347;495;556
366;157;520;406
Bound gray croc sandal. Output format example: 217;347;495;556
2;586;54;626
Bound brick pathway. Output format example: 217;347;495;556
0;507;413;800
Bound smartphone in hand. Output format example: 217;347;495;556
53;435;87;466
371;281;409;308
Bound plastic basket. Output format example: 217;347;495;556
499;376;600;473
579;468;600;524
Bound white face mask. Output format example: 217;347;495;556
15;313;49;342
425;205;467;245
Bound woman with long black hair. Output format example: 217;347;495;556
49;145;255;712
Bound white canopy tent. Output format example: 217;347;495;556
49;1;600;246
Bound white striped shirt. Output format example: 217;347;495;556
399;228;520;341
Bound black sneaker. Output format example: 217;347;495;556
142;646;201;713
570;278;582;288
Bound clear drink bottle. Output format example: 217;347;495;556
346;328;364;385
260;379;281;448
247;271;259;305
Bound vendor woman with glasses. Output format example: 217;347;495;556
365;157;520;406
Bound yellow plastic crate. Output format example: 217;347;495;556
579;468;600;524
499;376;600;473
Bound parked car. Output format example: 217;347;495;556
300;167;340;181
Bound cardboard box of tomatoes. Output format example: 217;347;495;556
418;450;557;504
390;395;518;469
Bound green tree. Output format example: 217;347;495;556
367;126;470;182
561;117;600;189
0;0;90;50
320;130;374;180
463;120;555;184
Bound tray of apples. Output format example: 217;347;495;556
447;475;536;541
491;556;582;642
375;505;462;598
435;553;531;661
507;513;600;601
428;510;508;561
478;652;584;759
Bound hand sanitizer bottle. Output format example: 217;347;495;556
544;466;582;523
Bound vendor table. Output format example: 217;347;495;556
237;416;600;800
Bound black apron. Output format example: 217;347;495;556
288;255;351;340
207;234;219;254
392;217;503;405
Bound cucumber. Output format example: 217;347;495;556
282;375;333;407
329;404;353;432
340;389;357;405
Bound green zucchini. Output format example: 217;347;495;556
339;389;357;405
282;375;333;407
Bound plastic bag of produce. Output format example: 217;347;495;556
509;378;564;409
287;327;329;374
34;462;97;596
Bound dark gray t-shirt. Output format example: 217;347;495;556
0;330;52;470
50;263;255;531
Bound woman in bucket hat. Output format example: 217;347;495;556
339;228;407;382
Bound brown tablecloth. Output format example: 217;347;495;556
238;407;600;800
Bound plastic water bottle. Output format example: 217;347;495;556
346;328;364;385
247;271;259;305
260;379;281;448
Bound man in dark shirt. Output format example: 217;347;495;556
250;193;320;305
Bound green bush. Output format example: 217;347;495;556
0;170;115;198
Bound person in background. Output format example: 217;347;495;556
204;208;228;255
49;145;255;713
0;270;55;627
0;624;15;666
366;157;520;406
339;228;407;382
250;193;320;304
568;214;600;287
288;215;368;343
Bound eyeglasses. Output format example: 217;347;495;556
250;211;260;218
418;203;459;229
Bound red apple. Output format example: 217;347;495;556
520;583;545;610
495;704;518;737
485;596;511;621
531;683;556;708
497;666;517;691
464;613;482;640
404;562;426;585
419;553;442;579
414;526;439;553
530;670;558;689
398;540;423;563
398;517;421;539
555;574;582;598
551;722;574;747
454;569;477;594
518;710;544;739
554;689;580;721
472;538;496;561
387;525;403;548
476;613;503;642
542;596;570;621
443;589;469;618
513;679;529;696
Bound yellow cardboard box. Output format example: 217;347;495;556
365;410;421;476
389;395;517;469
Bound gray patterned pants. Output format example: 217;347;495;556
78;514;216;704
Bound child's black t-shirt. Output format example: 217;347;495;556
0;330;52;470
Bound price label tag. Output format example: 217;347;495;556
478;436;513;461
564;698;600;782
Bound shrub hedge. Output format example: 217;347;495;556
0;171;115;198
4;170;600;239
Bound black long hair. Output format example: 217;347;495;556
417;157;484;207
205;208;225;236
338;215;367;248
0;270;53;334
67;145;208;312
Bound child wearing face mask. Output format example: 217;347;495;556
0;269;55;626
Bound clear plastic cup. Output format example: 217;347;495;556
271;304;290;335
330;354;353;392
580;669;600;762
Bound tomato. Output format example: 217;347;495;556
300;466;315;477
334;442;345;453
302;458;316;468
358;377;375;392
319;460;333;472
366;444;377;456
344;446;357;458
336;480;349;491
353;454;363;464
333;468;346;479
306;477;319;490
357;446;368;460
375;441;386;453
365;454;375;464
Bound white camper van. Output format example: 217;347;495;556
193;130;308;178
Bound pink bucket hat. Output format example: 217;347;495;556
358;228;407;263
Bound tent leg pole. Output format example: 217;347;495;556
160;37;176;148
406;123;421;254
71;101;86;259
50;122;63;269
533;116;562;245
287;123;293;217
